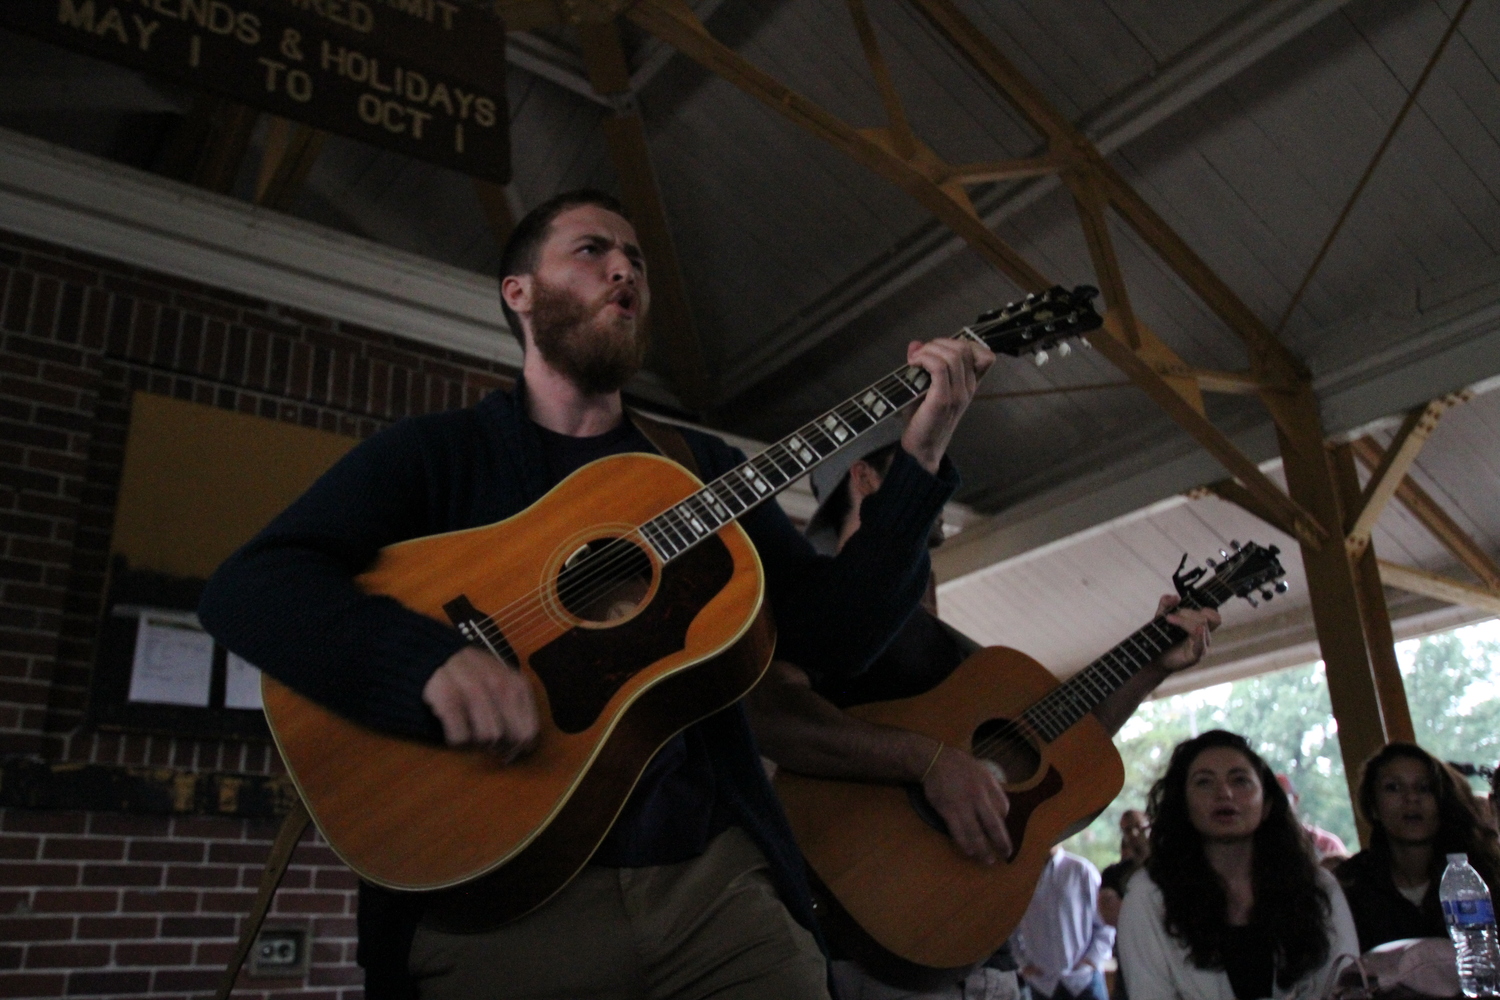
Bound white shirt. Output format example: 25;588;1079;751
1116;867;1359;1000
1012;850;1115;997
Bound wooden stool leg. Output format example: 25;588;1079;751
215;797;313;1000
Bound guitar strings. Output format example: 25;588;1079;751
964;582;1233;763
435;303;1084;663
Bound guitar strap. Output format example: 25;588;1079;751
629;409;703;478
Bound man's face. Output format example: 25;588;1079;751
512;204;651;395
1119;810;1150;861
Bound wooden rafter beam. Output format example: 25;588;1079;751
1065;169;1141;349
904;0;1307;388
155;95;259;195
1196;478;1297;540
627;0;1050;294
629;0;1327;546
846;0;917;159
1345;395;1464;558
580;17;712;410
1351;436;1500;591
255;117;326;211
939;155;1064;186
473;180;518;248
1378;561;1500;617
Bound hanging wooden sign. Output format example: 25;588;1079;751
0;0;512;182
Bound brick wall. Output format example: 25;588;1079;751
0;226;519;997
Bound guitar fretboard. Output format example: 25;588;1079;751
639;334;983;562
1019;581;1232;743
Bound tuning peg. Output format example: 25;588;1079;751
1261;589;1275;601
1274;581;1290;594
1245;595;1259;608
1058;342;1072;357
1205;557;1216;567
1034;350;1049;367
1219;549;1229;559
1230;540;1241;550
1079;337;1092;349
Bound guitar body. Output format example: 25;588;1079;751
775;646;1125;971
262;453;773;922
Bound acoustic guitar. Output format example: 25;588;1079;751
260;286;1106;923
775;542;1287;974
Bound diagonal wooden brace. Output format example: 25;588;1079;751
215;796;312;1000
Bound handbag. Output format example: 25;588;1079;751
1326;938;1461;999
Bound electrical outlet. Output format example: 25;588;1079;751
250;928;308;977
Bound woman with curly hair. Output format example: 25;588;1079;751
1117;730;1357;999
1336;742;1500;951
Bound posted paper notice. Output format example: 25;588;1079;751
127;611;214;707
225;653;264;711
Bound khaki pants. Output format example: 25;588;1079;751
409;826;830;1000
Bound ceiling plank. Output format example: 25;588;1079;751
718;0;1355;401
906;0;1305;387
1351;437;1500;591
1377;562;1500;617
629;0;1326;547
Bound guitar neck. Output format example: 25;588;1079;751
636;331;985;564
1019;582;1232;743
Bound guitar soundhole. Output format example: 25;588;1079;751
555;537;655;623
971;717;1041;785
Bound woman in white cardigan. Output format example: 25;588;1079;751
1117;731;1358;1000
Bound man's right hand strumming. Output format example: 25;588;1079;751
423;646;540;759
921;742;1012;866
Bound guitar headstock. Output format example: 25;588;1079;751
1173;541;1288;610
968;285;1103;365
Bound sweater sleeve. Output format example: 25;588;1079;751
1117;875;1183;1000
689;433;958;683
198;418;468;742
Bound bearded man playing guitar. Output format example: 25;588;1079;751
199;190;994;1000
747;431;1219;998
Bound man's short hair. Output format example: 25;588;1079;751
497;189;627;343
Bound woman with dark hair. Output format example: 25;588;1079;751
1117;730;1357;999
1336;742;1500;951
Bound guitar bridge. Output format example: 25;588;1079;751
443;595;518;667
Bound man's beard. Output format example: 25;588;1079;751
529;278;647;396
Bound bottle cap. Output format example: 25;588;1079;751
1449;853;1470;865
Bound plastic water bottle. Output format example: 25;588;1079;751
1441;852;1500;997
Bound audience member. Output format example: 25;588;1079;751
1336;742;1500;951
1117;730;1357;1000
1274;773;1349;868
1013;845;1114;1000
1098;810;1149;928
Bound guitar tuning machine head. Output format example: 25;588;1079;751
1057;342;1072;357
1274;581;1290;594
1079;337;1092;349
1261;588;1276;601
1245;595;1260;608
1034;350;1049;367
1219;549;1229;559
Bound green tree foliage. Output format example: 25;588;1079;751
1060;624;1499;872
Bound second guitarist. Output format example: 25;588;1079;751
199;190;994;1000
747;431;1218;999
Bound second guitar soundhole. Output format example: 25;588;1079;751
555;537;655;623
971;717;1042;785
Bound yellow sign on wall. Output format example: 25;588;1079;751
110;392;358;581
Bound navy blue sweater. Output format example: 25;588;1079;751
199;385;955;980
